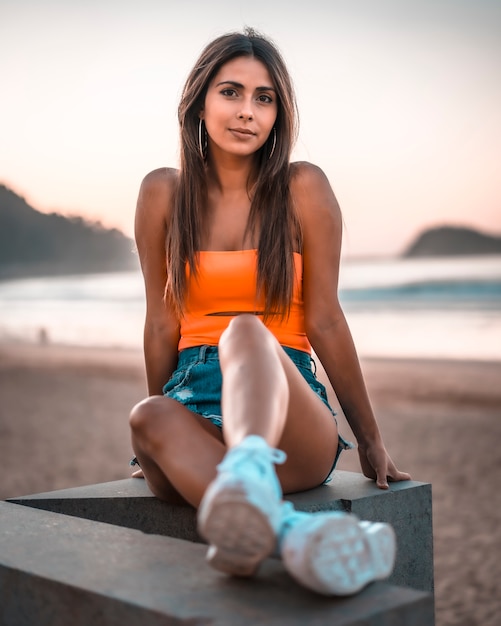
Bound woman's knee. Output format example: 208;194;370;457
129;395;175;439
219;314;274;353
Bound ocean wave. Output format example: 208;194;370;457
339;279;501;306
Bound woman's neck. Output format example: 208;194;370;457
206;154;257;197
203;157;259;251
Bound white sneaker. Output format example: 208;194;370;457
279;503;396;595
197;435;286;577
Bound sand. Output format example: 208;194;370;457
1;341;500;625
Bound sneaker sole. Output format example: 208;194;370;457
282;515;396;595
198;484;276;577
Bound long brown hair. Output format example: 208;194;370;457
166;28;301;320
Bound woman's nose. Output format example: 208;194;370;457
237;102;253;120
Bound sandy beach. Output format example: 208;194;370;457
1;341;500;625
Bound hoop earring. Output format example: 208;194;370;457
198;119;207;160
268;127;277;160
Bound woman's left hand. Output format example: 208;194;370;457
357;441;411;490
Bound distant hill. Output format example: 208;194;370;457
403;225;501;258
0;184;139;279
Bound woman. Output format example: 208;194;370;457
129;28;410;596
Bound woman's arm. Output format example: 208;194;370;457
134;168;180;395
291;162;410;488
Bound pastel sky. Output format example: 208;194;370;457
1;0;500;257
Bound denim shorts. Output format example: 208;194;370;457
162;345;353;481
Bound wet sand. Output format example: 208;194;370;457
1;341;500;625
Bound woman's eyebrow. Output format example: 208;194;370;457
215;80;276;92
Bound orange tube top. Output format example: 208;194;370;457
178;250;311;353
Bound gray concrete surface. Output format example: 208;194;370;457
9;470;434;592
0;501;434;626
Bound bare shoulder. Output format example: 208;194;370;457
135;168;178;250
138;167;178;209
135;167;178;232
289;166;343;308
290;160;329;186
289;161;341;223
141;166;178;187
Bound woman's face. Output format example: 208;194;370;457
201;56;278;160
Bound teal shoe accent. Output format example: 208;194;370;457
198;435;286;577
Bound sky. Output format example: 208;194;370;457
1;0;500;257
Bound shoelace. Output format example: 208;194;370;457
218;437;287;472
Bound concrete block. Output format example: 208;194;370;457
8;470;433;593
0;502;434;626
10;477;200;540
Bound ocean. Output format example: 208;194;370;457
1;255;500;362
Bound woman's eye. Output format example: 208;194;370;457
221;88;237;97
257;94;273;103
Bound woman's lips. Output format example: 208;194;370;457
229;128;256;138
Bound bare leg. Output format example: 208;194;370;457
219;316;289;447
197;315;339;576
203;316;396;594
219;315;339;493
131;315;338;508
130;396;225;507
